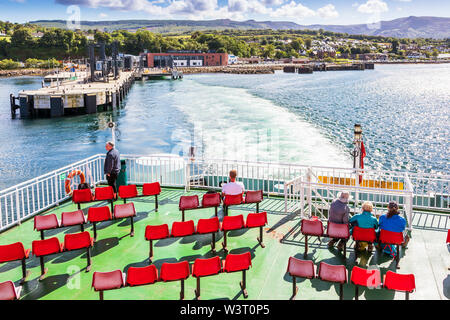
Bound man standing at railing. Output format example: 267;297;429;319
104;141;121;197
327;191;351;251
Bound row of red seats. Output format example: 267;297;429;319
287;257;416;300
145;212;268;262
92;252;252;300
0;232;94;283
72;182;161;211
34;202;137;240
300;218;405;268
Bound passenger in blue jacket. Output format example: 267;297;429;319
377;201;409;256
104;141;121;195
349;201;378;252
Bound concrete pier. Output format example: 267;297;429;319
11;71;135;119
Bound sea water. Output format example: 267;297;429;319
0;64;448;190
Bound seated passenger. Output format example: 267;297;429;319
327;191;350;251
221;169;245;198
377;201;409;256
349;201;379;252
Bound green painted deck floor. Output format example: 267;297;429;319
0;187;449;300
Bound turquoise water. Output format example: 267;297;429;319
0;64;449;190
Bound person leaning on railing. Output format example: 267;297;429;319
349;201;379;252
327;191;351;251
104;141;121;198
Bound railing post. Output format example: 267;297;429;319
185;159;190;192
307;167;312;218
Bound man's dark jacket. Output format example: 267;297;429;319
104;148;121;175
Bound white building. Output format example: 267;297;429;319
228;54;238;64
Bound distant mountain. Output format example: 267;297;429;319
29;16;450;39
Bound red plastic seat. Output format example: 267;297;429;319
221;215;245;252
224;193;243;206
179;195;199;221
126;265;158;287
64;231;93;271
223;252;252;298
142;182;161;212
327;222;350;259
160;261;190;300
114;203;137;236
118;184;138;202
192;256;222;299
94;186;115;201
0;281;21;300
171;220;195;237
202;193;221;208
197;217;220;252
301;219;324;258
246;211;268;248
145;224;170;262
352;226;377;242
61;210;86;231
317;262;347;300
92;270;125;300
34;214;60;240
447;229;450;244
0;242;31;282
383;271;416;300
350;266;381;300
88;206;112;223
32;237;64;280
379;229;404;269
72;188;93;205
286;257;315;300
245;190;263;212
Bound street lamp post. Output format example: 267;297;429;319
351;124;363;170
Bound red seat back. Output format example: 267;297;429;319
0;281;19;300
64;231;93;251
94;186;115;201
0;242;28;263
352;226;377;242
447;229;450;244
160;261;190;282
114;203;136;219
34;214;59;231
196;217;220;234
350;266;381;288
88;206;112;223
179;195;199;210
72;188;93;204
145;224;170;241
118;185;138;199
245;190;263;203
301;219;324;236
383;271;415;293
201;193;221;208
286;257;315;279
142;182;161;196
221;215;245;231
223;252;252;273
224;193;243;206
61;210;85;227
192;256;222;278
126;265;158;287
318;262;347;284
246;212;267;228
379;229;404;245
327;222;350;239
171;220;195;237
92;270;124;291
32;237;62;257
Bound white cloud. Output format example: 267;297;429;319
270;1;316;19
317;4;339;19
357;0;389;14
99;12;108;18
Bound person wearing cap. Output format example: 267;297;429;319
104;141;121;196
327;191;351;251
377;201;409;254
221;169;245;196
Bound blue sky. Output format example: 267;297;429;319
2;0;449;25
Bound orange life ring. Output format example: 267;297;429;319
65;169;86;195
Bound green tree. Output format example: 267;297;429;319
11;27;33;47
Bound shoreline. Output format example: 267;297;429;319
1;60;449;78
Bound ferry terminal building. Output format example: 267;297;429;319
143;52;229;68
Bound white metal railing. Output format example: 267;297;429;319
0;154;448;233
